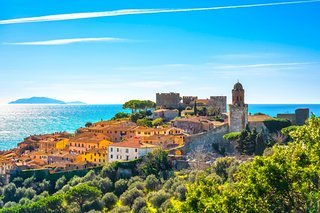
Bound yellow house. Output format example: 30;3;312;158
98;140;113;149
82;149;108;165
55;139;69;150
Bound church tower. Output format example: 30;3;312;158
228;82;248;132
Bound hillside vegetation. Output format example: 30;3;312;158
1;116;319;212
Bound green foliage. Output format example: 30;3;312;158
120;188;144;207
101;192;118;210
263;118;291;133
136;118;152;127
123;100;156;113
138;149;172;178
111;112;130;120
223;132;241;141
132;197;147;213
65;183;101;212
152;118;163;127
114;179;128;196
149;190;170;208
180;116;320;212
144;174;160;191
85;122;93;127
55;176;66;191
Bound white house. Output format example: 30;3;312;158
108;139;158;162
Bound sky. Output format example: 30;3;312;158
0;0;320;104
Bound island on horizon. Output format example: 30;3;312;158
9;97;86;105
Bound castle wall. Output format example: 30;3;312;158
295;108;309;125
183;124;232;154
208;96;227;113
156;93;181;109
228;104;248;132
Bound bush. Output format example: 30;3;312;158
145;174;160;191
114;179;128;196
175;185;187;201
109;206;131;213
136;118;152;127
3;183;16;202
3;201;18;209
24;188;36;200
152;118;163;127
55;176;66;190
102;192;118;210
263;118;291;133
112;112;130;120
132;197;147;213
120;188;144;207
149;190;170;208
223;132;241;141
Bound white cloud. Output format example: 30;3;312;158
0;0;319;24
3;37;126;45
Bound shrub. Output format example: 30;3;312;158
145;174;160;191
114;179;128;196
263;118;291;133
223;132;241;141
152;118;163;127
149;190;170;208
55;175;67;190
109;206;131;213
175;185;187;201
120;188;144;207
132;197;147;213
102;192;118;210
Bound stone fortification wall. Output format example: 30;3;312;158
208;96;227;113
183;124;232;155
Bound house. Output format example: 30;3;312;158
108;140;158;162
153;109;179;121
81;149;108;165
69;133;113;154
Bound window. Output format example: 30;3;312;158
126;149;129;153
117;148;119;152
135;149;138;152
126;156;129;160
110;155;113;159
111;148;113;152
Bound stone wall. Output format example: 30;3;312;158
156;92;181;109
229;104;248;132
208;96;227;113
295;108;309;125
183;124;232;155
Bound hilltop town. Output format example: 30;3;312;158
0;82;310;183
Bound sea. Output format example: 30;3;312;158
0;104;319;151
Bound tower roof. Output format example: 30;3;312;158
233;82;243;90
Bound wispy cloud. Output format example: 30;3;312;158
0;0;319;25
3;37;126;45
212;62;316;69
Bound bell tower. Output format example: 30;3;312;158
228;81;248;132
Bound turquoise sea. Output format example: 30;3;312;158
0;104;319;151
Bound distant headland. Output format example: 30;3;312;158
9;97;86;105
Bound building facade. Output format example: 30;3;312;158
228;82;248;132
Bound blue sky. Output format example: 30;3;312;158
0;0;320;104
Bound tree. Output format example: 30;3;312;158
145;174;160;191
65;184;102;213
138;149;172;178
55;176;66;190
101;192;118;210
85;122;93;127
136;118;152;127
120;187;144;207
112;112;130;120
114;179;128;196
123;100;156;113
152;118;163;127
263;118;291;133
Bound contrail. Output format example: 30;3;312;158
0;0;319;25
3;37;125;45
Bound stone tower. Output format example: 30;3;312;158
228;82;248;132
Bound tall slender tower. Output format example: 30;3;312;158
228;82;248;132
